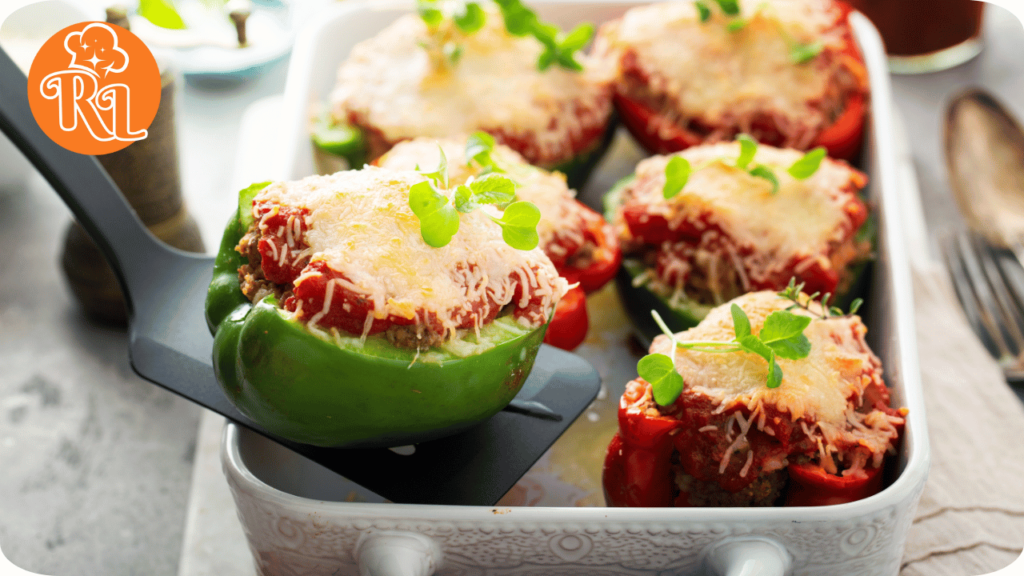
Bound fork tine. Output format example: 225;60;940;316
970;233;1024;356
942;231;1012;361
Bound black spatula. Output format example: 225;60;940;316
0;47;601;506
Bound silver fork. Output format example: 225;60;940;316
942;229;1024;383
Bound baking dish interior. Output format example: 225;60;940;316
252;0;928;511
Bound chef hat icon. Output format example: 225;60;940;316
64;23;129;77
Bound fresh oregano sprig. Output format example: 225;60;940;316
777;277;864;319
637;304;813;405
409;146;539;249
662;136;828;199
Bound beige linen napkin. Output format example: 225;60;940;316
902;263;1024;574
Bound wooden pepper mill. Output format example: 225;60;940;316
60;8;204;326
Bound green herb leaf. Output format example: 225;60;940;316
731;303;752;339
726;18;748;31
419;146;449;188
849;298;864;315
749;164;779;194
492;201;541;250
537;48;556;70
469;173;516;204
663;156;692;199
736;333;774;364
735;134;758;169
787;147;827;179
237;181;273;229
790;40;824;64
496;0;539;36
466;131;496;166
766;357;783;388
638;353;685;406
758;310;812;345
417;0;443;27
443;42;464;65
138;0;187;30
695;0;711;21
409;181;460;247
454;1;486;33
714;0;740;15
453;185;476;213
766;334;811;360
560;22;594;51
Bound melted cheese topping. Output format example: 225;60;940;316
331;8;613;156
650;291;897;458
627;142;860;262
595;0;852;140
254;167;569;335
376;136;585;251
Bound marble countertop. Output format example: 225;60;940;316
1;4;1023;575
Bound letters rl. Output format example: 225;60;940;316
40;70;148;142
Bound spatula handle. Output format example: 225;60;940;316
0;47;162;317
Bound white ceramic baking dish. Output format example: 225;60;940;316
221;2;931;574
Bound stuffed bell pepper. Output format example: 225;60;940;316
592;0;868;160
604;139;871;341
206;166;569;447
603;290;907;508
314;0;616;189
376;133;621;350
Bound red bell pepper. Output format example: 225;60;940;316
543;285;589;351
560;203;623;294
602;380;683;507
785;461;884;507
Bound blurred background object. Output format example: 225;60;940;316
848;0;985;73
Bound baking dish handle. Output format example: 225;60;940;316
705;537;792;576
356;531;441;576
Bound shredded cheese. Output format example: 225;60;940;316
594;0;858;144
331;9;613;161
649;291;901;462
254;167;569;338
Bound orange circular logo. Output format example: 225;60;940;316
27;21;161;156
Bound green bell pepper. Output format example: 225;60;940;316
205;184;549;448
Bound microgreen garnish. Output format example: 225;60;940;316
663;156;692;199
726;18;748;32
662;134;826;198
495;0;593;71
465;131;505;174
748;164;779;194
491;201;541;249
417;0;592;72
790;41;824;64
695;0;712;22
787;147;827;180
409;145;538;249
638;354;685;406
777;277;863;319
714;0;740;15
637;303;813;403
735;134;758;169
454;1;486;33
